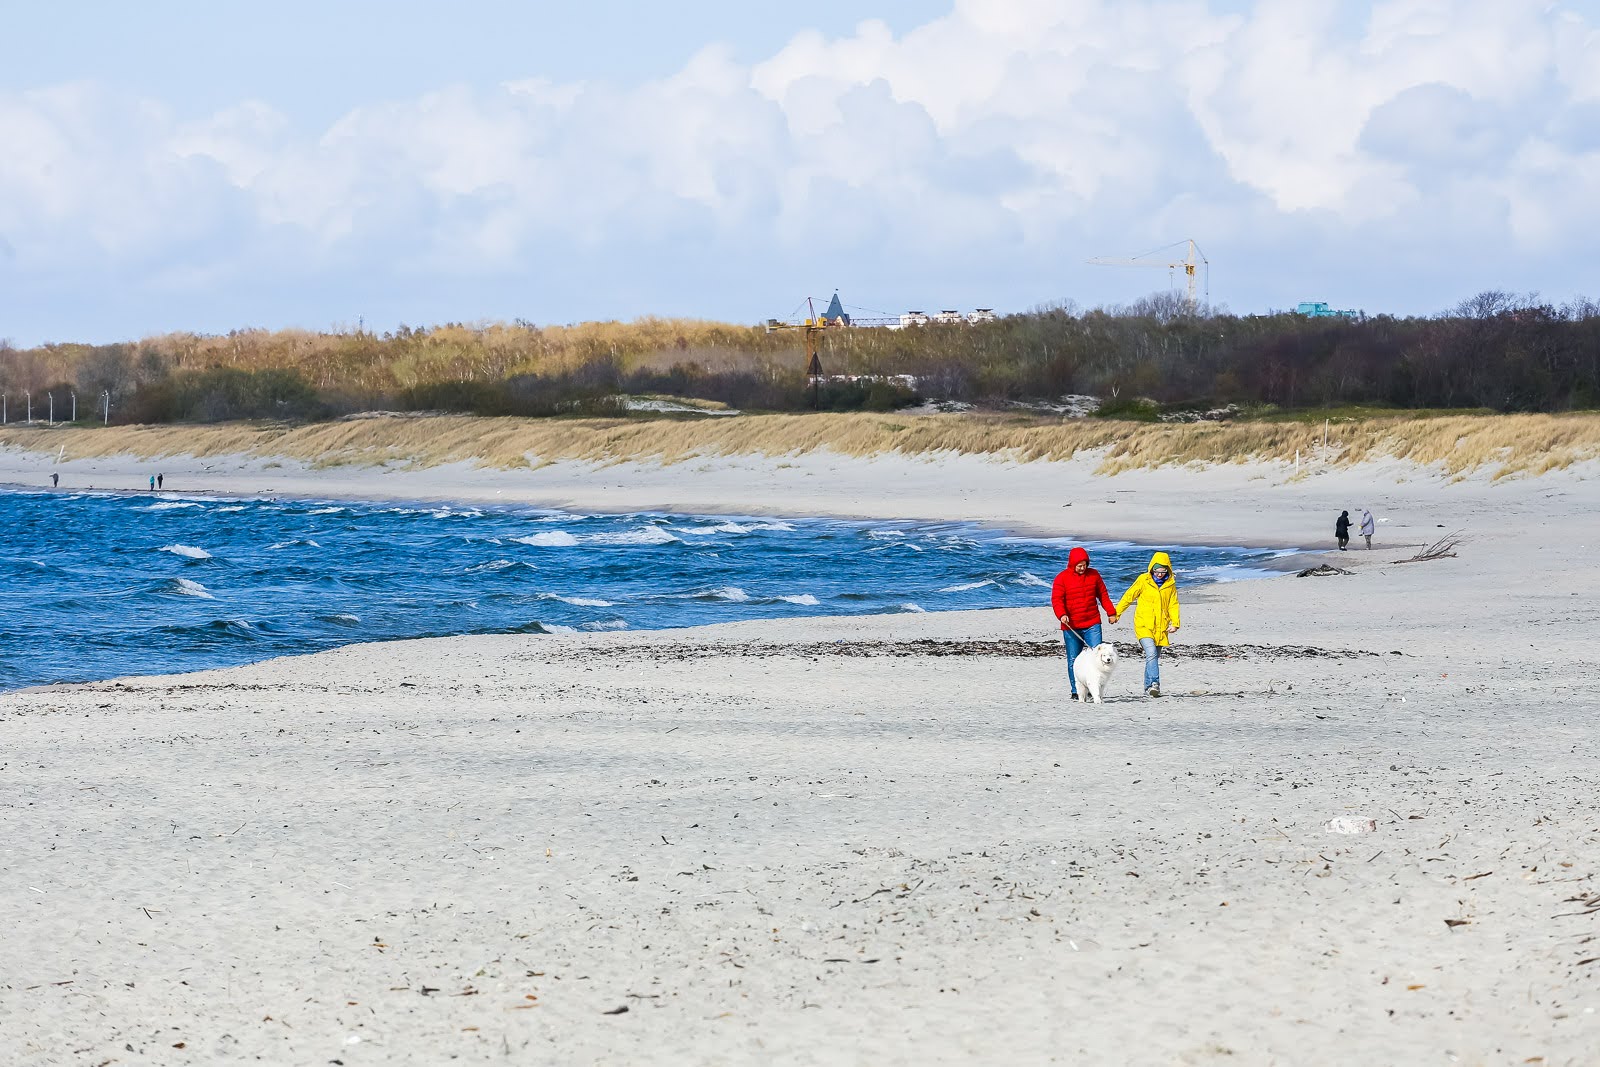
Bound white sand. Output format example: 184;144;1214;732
3;443;1599;1064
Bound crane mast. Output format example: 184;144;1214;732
1088;238;1209;314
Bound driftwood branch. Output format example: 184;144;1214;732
1394;531;1463;564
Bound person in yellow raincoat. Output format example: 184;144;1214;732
1114;551;1181;697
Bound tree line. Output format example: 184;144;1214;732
2;290;1597;424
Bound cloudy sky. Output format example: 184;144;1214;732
3;0;1597;344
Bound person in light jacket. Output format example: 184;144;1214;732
1114;552;1181;697
1360;509;1375;549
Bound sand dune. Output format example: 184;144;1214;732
4;409;1600;481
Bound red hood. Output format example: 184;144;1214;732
1068;546;1089;569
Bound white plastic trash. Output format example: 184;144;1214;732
1324;817;1377;834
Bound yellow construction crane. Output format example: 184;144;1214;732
1088;238;1209;314
766;293;898;403
765;296;833;382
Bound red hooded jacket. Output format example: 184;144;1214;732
1051;547;1115;630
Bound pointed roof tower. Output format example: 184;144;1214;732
822;291;851;325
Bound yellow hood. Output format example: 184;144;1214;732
1147;551;1173;577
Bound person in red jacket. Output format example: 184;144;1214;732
1051;546;1119;699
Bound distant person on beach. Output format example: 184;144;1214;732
157;473;164;490
1114;552;1182;698
1335;510;1352;550
149;476;156;491
51;472;58;488
1360;508;1375;549
1051;547;1118;700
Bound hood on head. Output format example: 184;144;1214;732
1068;546;1089;568
1147;551;1173;576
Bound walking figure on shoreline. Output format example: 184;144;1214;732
1114;552;1182;698
1050;547;1118;701
1360;508;1375;549
1335;510;1352;550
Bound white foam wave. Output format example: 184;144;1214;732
580;619;630;631
1012;572;1050;588
266;538;322;550
327;613;361;624
512;532;579;547
708;586;750;602
172;578;215;599
940;580;996;593
544;594;615;608
587;526;680;546
467;559;520;573
542;623;579;634
777;594;821;606
216;505;246;513
866;529;907;539
161;544;212;560
141;501;202;511
308;506;344;515
899;602;927;613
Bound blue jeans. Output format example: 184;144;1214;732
1063;623;1103;695
1139;637;1161;689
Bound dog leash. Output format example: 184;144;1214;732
1061;623;1096;649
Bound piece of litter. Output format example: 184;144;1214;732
1324;817;1377;834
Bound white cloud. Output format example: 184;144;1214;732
0;0;1597;340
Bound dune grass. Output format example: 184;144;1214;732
3;411;1597;479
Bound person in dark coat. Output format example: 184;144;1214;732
1335;510;1352;550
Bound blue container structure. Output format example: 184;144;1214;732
1296;301;1359;318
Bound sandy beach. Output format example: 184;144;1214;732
3;437;1599;1065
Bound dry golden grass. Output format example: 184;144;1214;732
123;319;781;390
3;412;1598;478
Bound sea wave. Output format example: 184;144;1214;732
777;593;821;606
511;532;579;547
536;593;615;607
867;541;925;554
580;619;630;631
1012;572;1051;588
167;578;216;599
140;501;203;511
586;526;681;546
217;505;247;513
307;506;345;515
266;539;323;550
466;559;537;574
940;580;996;593
161;544;213;560
899;603;928;613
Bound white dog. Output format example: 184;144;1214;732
1074;642;1119;703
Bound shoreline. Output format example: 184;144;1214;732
3;434;1537;550
0;477;1303;695
6;440;1600;1063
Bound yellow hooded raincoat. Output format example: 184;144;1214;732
1116;551;1181;646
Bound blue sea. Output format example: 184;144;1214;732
0;488;1289;691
